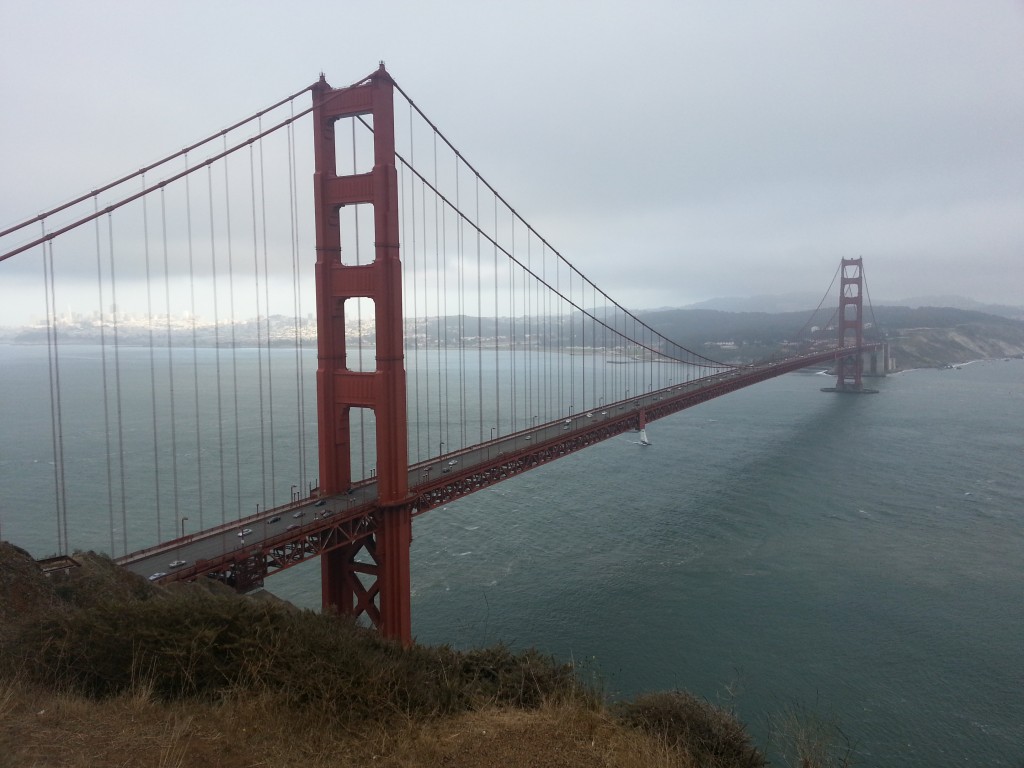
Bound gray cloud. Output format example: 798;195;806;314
2;0;1022;324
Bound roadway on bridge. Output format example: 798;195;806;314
119;355;857;585
118;381;693;583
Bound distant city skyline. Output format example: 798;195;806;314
5;290;1022;334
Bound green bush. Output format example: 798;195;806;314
14;591;587;724
614;690;766;767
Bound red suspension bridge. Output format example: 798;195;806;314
0;65;881;645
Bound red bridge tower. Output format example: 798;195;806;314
312;66;412;644
827;257;878;394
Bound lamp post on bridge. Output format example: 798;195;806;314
439;440;445;457
180;516;189;539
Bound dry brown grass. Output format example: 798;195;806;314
372;702;701;768
0;679;716;768
0;677;705;768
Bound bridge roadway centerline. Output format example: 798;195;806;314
118;345;876;586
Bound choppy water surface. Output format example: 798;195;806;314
394;360;1024;767
3;345;1022;766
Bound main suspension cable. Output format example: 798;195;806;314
387;79;734;370
1;83;317;242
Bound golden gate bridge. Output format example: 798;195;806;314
0;65;881;645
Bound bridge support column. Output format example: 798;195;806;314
376;505;412;642
320;506;411;645
322;543;380;628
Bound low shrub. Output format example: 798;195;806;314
614;690;766;767
13;591;587;725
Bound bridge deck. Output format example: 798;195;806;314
117;344;878;589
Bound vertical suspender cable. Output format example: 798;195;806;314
475;175;483;445
457;158;466;450
93;210;111;548
401;162;413;458
107;214;129;555
542;243;548;421
223;137;243;519
249;144;268;510
422;153;431;460
600;290;605;400
208;167;227;526
292;117;307;493
572;269;578;412
581;274;589;415
286;111;307;493
412;107;431;462
509;217;516;432
294;115;309;492
408;104;422;462
557;255;563;416
42;229;68;555
525;234;531;430
581;273;586;412
493;195;499;437
142;178;164;541
434;131;446;458
258;120;277;504
591;282;596;410
401;164;413;460
160;188;181;535
583;274;588;412
185;157;205;530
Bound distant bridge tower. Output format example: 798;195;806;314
312;65;412;644
831;257;874;392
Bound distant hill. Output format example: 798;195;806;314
638;304;1024;369
685;294;1024;321
887;295;1024;321
682;293;824;314
868;306;1024;369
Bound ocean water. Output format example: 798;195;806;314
2;344;1022;766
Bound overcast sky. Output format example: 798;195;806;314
2;0;1022;322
